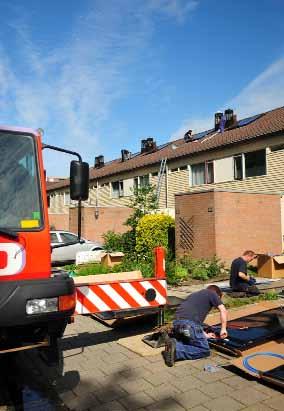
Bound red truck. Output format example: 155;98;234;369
0;124;167;366
0;125;89;364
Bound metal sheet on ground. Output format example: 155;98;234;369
209;308;284;353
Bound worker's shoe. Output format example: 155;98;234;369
163;334;176;367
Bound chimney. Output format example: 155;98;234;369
141;137;157;153
224;108;235;128
214;112;223;131
121;149;131;162
94;155;104;168
184;129;193;143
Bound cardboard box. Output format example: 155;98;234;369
257;254;284;278
101;252;124;268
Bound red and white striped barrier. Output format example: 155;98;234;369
75;279;167;315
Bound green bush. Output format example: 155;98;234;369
103;231;124;252
135;214;175;260
166;260;188;284
191;266;209;280
179;255;226;281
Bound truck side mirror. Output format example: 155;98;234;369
70;160;89;201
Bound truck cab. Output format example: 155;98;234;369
0;126;88;361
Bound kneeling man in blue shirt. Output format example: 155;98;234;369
163;285;227;367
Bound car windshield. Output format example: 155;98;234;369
0;131;43;230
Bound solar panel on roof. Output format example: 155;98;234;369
191;128;215;141
237;114;262;127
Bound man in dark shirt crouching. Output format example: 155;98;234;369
163;285;227;367
230;250;260;295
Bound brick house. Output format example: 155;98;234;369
47;106;284;255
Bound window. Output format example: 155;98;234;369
0;131;43;230
192;163;205;185
180;165;188;171
64;192;70;205
151;171;158;177
60;232;78;243
206;162;214;184
50;233;59;243
234;155;243;180
191;162;214;185
111;181;123;198
245;150;266;177
134;177;139;191
140;174;149;187
233;149;266;180
47;195;50;208
133;175;149;189
170;168;179;173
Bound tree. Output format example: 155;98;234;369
125;185;158;230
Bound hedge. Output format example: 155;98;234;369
135;214;175;259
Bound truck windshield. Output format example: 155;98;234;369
0;131;43;230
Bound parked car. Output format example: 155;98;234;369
51;230;103;264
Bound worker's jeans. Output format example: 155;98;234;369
173;320;210;361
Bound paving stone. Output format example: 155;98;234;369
89;400;127;411
253;382;282;398
172;375;203;392
198;381;235;399
67;392;100;411
124;358;150;369
189;407;209;411
120;392;154;410
222;375;256;390
230;386;269;405
119;378;153;394
146;397;186;411
119;366;152;381
169;363;199;378
174;389;210;409
194;370;227;384
146;383;181;401
144;370;173;386
263;395;284;411
94;386;128;403
146;354;165;363
203;396;244;411
242;404;274;411
72;374;101;396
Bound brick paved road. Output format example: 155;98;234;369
51;315;283;411
1;315;282;410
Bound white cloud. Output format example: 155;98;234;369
0;0;199;176
171;57;284;140
148;0;199;22
229;57;284;117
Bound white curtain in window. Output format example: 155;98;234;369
192;164;205;185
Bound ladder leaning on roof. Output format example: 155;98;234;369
156;157;167;205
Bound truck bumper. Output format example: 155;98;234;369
0;274;75;328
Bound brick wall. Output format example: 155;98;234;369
175;191;216;259
69;206;132;242
49;213;69;231
175;190;282;265
214;191;282;263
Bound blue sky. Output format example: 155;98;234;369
0;0;284;176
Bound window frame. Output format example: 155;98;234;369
244;149;266;178
205;161;214;184
111;180;124;198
